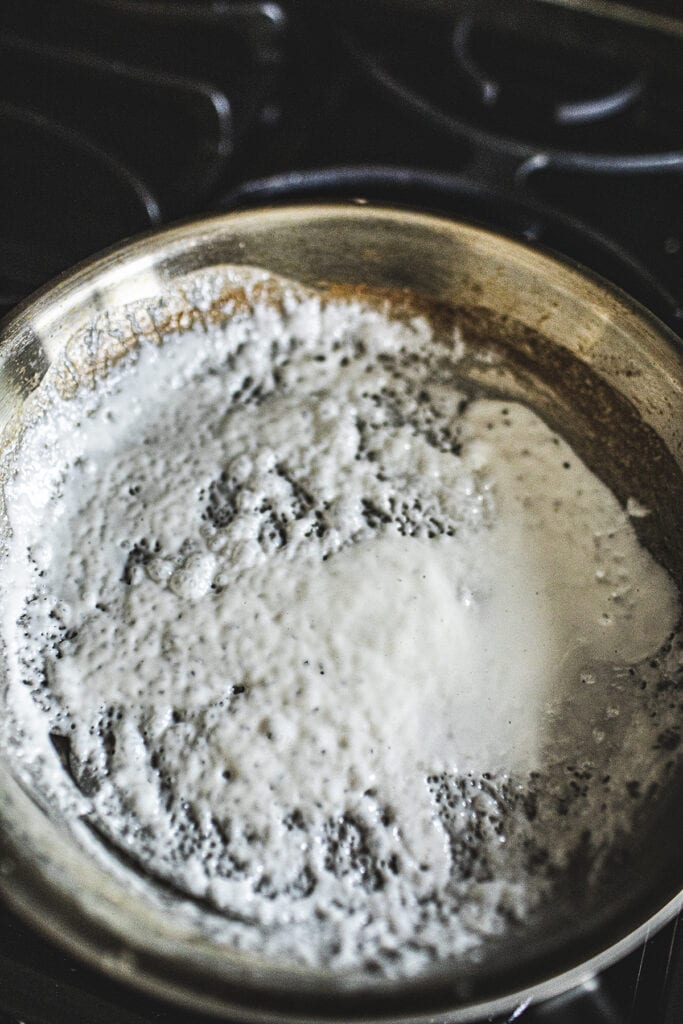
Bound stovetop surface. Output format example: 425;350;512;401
0;2;681;1022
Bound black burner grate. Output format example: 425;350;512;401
331;2;683;333
0;0;285;313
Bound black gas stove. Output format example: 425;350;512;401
0;2;681;1022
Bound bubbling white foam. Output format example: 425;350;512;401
0;271;680;975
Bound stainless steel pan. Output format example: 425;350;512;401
0;204;681;1022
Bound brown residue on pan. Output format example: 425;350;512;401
14;266;683;586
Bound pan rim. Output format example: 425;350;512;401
0;201;681;1022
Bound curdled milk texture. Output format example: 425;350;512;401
1;275;681;975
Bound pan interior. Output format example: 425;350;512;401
0;255;681;1006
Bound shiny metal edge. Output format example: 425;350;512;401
534;0;683;36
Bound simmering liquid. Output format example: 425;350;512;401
1;269;680;975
